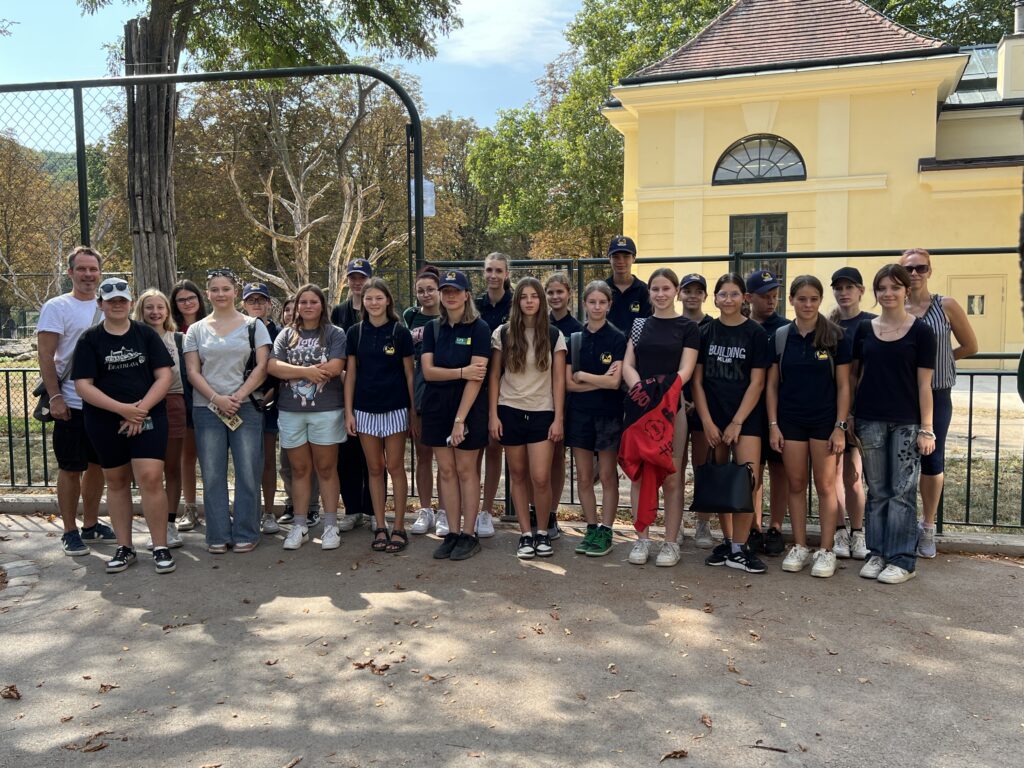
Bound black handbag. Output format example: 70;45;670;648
32;378;58;422
691;449;755;514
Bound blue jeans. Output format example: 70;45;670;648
857;420;920;572
193;403;264;547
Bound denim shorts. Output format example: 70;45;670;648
278;409;346;449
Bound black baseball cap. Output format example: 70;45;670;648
830;266;864;287
607;235;637;257
745;269;781;295
680;273;707;290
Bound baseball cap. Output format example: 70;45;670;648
830;266;864;287
438;269;471;291
680;273;707;290
98;278;132;301
242;282;270;300
607;235;637;257
746;269;781;295
347;258;373;278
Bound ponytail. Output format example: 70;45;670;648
813;314;844;354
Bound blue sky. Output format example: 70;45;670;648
0;0;583;129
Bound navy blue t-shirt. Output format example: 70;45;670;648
421;317;492;391
569;322;627;416
853;318;937;425
837;311;876;358
476;291;512;331
756;312;788;336
551;311;583;344
772;323;853;426
347;319;414;413
607;275;651;334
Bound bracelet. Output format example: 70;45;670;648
459;367;463;380
918;429;936;438
50;393;64;401
768;421;778;428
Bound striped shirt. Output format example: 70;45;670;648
919;294;955;389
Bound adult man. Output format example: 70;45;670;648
605;236;651;334
36;246;112;555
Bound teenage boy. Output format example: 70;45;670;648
605;236;651;334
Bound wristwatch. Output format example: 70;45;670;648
835;420;848;431
454;416;463;424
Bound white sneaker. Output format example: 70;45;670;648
850;530;869;560
655;541;681;567
410;508;434;535
628;538;652;565
283;525;308;550
810;549;837;578
833;527;851;559
859;555;885;579
782;543;813;572
320;526;341;550
475;511;495;538
261;514;281;534
166;523;183;549
435;510;450;537
337;514;364;532
176;502;198;531
694;519;714;549
877;564;916;584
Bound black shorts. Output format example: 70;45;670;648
83;404;169;469
52;408;100;472
263;404;279;434
920;388;952;476
565;410;622;453
420;385;488;451
778;418;835;443
690;412;763;438
761;435;784;464
498;405;553;446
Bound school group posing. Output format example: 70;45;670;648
42;239;976;586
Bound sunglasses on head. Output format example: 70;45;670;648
207;268;236;280
99;281;129;294
904;264;930;274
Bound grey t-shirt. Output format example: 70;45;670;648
183;316;271;406
273;325;347;412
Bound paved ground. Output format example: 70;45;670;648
1;513;1022;768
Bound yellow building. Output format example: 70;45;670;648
603;0;1023;360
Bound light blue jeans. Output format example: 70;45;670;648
857;420;920;572
193;402;264;547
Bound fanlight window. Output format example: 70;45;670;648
713;135;806;185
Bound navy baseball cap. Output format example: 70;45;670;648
438;269;471;291
680;273;707;290
607;235;637;257
746;269;781;295
242;282;270;300
831;266;864;287
347;258;373;278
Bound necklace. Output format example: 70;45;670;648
876;316;910;335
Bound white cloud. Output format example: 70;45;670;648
438;0;579;68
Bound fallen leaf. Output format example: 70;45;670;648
394;583;405;591
660;748;688;761
350;562;359;570
531;624;545;635
282;759;302;768
700;713;713;730
575;692;587;701
797;743;809;752
468;752;484;758
1;684;21;700
564;628;572;636
200;764;224;768
727;658;739;674
98;683;119;693
60;715;73;723
748;630;761;641
857;677;871;684
265;659;279;666
702;603;714;614
550;611;560;621
826;648;839;656
737;679;753;687
607;663;618;675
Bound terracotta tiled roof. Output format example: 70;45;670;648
625;0;949;83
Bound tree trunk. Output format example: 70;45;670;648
124;16;178;294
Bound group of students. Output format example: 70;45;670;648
47;238;976;586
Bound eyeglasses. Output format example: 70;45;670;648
715;291;743;300
175;294;198;304
904;264;930;275
243;295;268;302
206;268;236;280
99;281;129;295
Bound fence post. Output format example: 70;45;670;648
73;87;90;246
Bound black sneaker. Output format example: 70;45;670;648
153;547;176;574
106;545;137;573
306;508;321;528
61;529;90;557
449;533;481;561
533;532;553;558
764;526;785;556
277;505;295;524
432;532;459;560
746;527;765;554
726;546;767;574
516;534;536;560
81;521;116;542
704;539;731;567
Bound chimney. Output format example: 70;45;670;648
1017;0;1024;34
997;3;1024;99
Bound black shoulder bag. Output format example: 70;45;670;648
691;449;755;514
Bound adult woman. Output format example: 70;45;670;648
853;264;937;583
72;279;174;574
691;273;771;574
133;289;185;549
268;284;346;551
421;270;491;561
767;276;851;578
170;279;206;531
344;279;415;553
621;268;699;567
829;267;875;559
900;248;977;558
184;269;270;554
405;266;445;536
566;281;625;557
489;277;566;559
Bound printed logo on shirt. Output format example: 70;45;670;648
705;342;748;383
285;335;330;408
455;336;471;346
815;349;829;361
383;344;396;356
105;346;145;370
600;352;613;364
630;302;640;313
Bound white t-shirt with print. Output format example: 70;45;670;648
36;293;102;409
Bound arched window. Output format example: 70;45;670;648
713;134;806;185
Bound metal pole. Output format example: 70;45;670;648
73;87;90;245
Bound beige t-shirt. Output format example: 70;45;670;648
491;325;566;412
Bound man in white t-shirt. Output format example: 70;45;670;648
36;246;111;556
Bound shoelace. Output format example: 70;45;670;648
112;546;133;563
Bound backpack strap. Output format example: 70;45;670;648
570;331;583;374
430;318;440;346
774;322;791;382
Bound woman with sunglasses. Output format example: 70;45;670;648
899;249;977;559
169;280;206;531
184;269;271;554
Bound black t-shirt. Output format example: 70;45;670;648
607;275;651;334
853;318;937;424
475;291;512;331
403;307;439;364
631;316;700;380
421;317;492;392
756;312;788;336
773;324;853;425
838;311;876;358
330;299;360;331
71;321;174;415
551;311;583;344
697;319;771;428
570;322;627;416
347;320;414;413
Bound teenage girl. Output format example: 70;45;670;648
421;270;491;561
691;273;771;574
852;264;936;584
170;279;206;531
489;277;566;560
621;268;699;567
565;280;626;557
900;248;977;558
344;278;415;553
767;276;851;578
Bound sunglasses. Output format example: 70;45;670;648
99;281;129;295
904;264;930;275
207;268;236;280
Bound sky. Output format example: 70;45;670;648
0;0;583;130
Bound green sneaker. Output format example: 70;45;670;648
586;527;614;557
575;527;598;554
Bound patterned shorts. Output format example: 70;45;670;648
355;408;409;438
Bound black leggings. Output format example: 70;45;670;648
338;434;371;517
